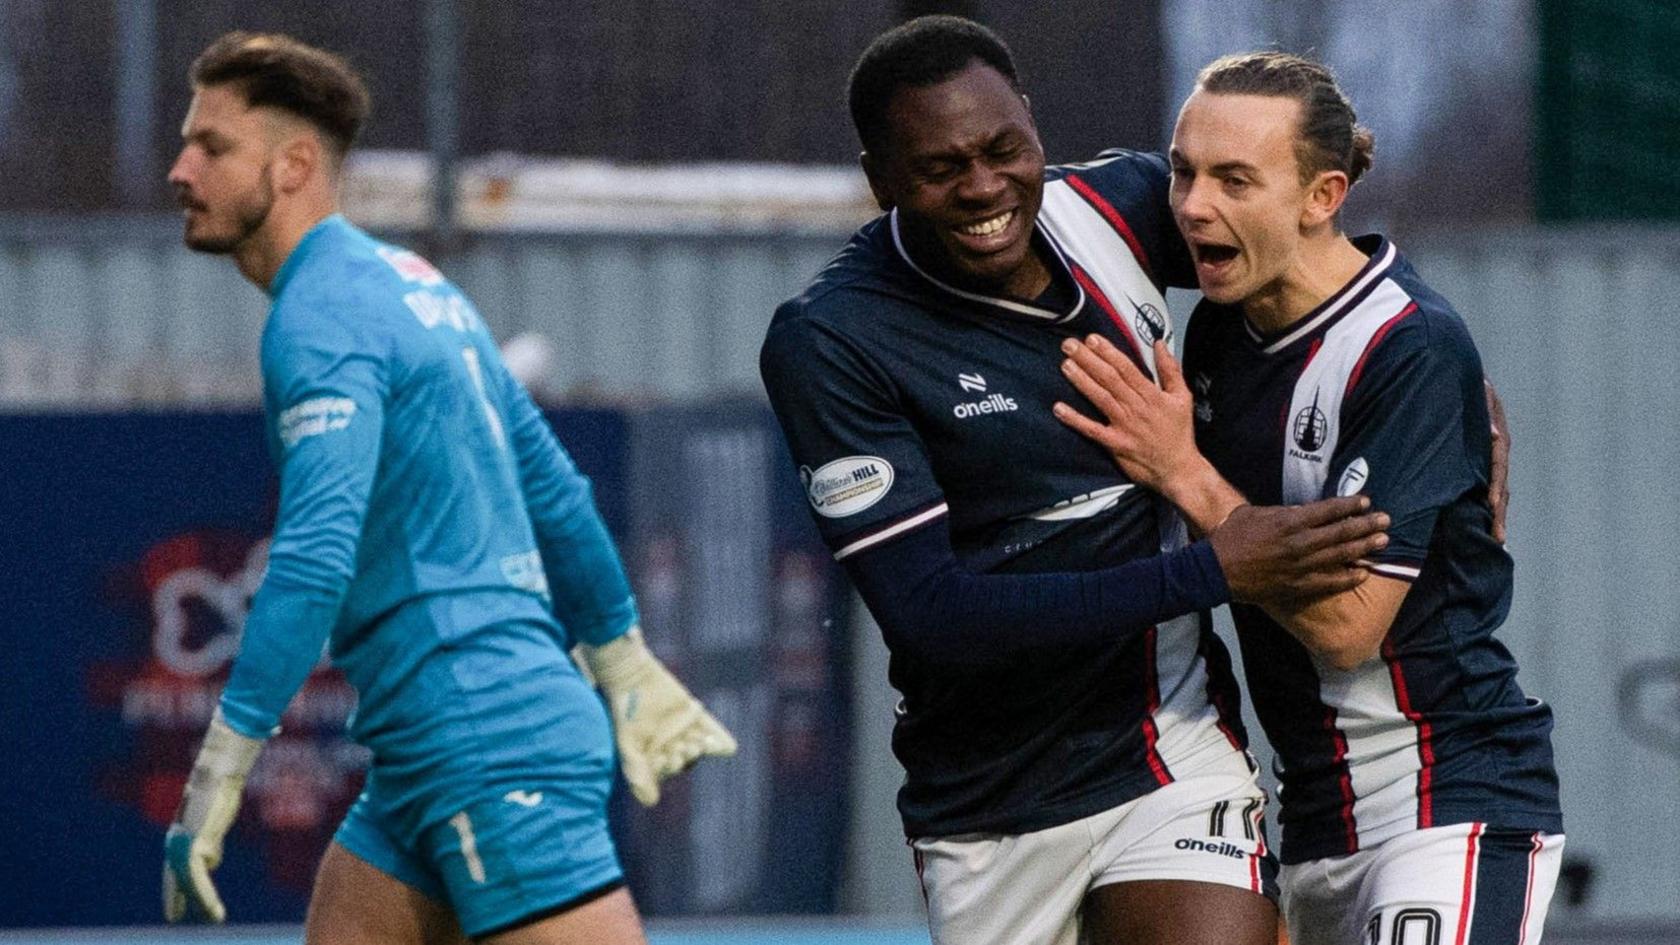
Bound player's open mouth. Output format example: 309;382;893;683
950;209;1020;256
1192;240;1240;282
1193;242;1239;265
958;210;1014;238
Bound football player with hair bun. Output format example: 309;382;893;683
1056;51;1563;945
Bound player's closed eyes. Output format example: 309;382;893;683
916;162;961;184
987;144;1024;165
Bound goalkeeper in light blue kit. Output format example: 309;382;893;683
161;32;735;944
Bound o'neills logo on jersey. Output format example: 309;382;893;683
1174;837;1248;860
801;455;895;518
951;372;1019;418
953;393;1019;418
1289;389;1328;463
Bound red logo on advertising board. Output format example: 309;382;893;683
89;529;366;894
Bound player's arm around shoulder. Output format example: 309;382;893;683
1054;148;1196;289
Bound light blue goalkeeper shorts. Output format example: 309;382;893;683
331;625;624;938
335;769;624;937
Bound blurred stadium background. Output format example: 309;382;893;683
2;0;1678;942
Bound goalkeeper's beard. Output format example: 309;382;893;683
183;164;275;255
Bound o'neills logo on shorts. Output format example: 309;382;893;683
1174;837;1249;859
801;455;895;518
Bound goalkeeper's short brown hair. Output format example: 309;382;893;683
190;32;370;163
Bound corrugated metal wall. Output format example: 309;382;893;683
2;220;1677;919
1159;231;1680;921
1407;231;1680;919
0;217;842;407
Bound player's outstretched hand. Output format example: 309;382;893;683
582;627;737;807
163;710;265;923
1209;497;1390;605
1053;336;1198;492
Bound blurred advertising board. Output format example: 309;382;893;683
0;406;849;926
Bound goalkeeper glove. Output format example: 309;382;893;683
580;627;737;806
163;709;265;923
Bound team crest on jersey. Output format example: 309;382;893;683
1125;295;1169;343
801;456;894;518
1290;389;1328;461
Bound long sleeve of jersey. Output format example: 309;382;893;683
219;315;388;740
843;514;1229;672
763;304;1230;672
496;366;637;647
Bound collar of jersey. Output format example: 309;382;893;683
889;209;1086;323
268;213;350;297
1242;235;1397;354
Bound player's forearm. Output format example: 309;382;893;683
846;521;1228;671
504;400;638;643
219;582;342;737
1155;456;1248;537
1261;575;1409;672
536;503;638;646
506;382;594;520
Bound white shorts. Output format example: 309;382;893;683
1281;823;1565;945
910;753;1276;945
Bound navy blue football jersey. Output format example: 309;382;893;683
762;150;1252;837
1184;236;1562;863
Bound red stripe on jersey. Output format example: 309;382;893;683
1344;302;1419;397
1454;822;1485;945
1322;705;1359;853
1382;638;1436;828
1069;264;1150;372
1065;174;1154;280
1303;336;1324;368
1141;626;1172;786
1517;833;1542;945
1279;337;1326;433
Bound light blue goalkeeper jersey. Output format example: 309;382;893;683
219;215;636;784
